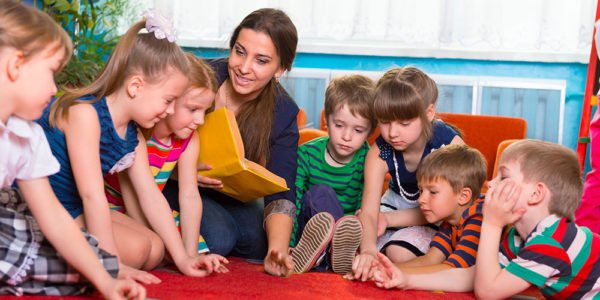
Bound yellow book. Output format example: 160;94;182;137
197;108;289;202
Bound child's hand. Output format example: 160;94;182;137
264;249;293;277
100;278;146;300
198;253;229;273
351;252;377;282
484;178;526;228
175;254;226;277
377;212;387;237
372;253;407;289
196;162;223;188
118;263;161;284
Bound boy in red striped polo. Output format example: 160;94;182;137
368;144;487;287
475;140;599;299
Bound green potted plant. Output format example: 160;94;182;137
34;0;132;87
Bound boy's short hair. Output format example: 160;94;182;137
417;144;487;202
324;74;376;132
501;140;583;220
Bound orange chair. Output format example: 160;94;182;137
298;128;328;145
320;109;379;146
492;139;521;179
297;108;308;129
437;113;527;181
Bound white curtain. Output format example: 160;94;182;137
145;0;597;62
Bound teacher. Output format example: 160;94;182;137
164;8;299;276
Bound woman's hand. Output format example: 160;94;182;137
196;162;223;189
264;249;293;277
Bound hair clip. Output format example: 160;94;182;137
143;9;176;43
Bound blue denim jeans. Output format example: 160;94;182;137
163;180;267;260
295;184;345;243
294;184;346;271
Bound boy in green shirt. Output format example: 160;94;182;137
292;75;376;275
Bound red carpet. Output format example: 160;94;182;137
1;258;544;299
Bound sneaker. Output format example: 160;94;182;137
330;215;363;275
292;212;335;273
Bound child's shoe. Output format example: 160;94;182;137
292;212;335;273
330;215;362;274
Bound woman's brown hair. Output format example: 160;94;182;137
49;19;189;126
228;8;298;164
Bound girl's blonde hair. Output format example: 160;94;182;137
501;140;582;220
374;67;438;142
186;53;217;95
0;0;72;69
49;19;189;125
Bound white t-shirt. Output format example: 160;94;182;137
0;116;60;189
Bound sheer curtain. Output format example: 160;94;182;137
145;0;597;62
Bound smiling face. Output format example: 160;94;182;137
164;86;215;139
227;28;284;101
11;43;65;121
325;104;371;164
130;69;189;129
418;178;465;224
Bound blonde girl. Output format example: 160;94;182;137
0;1;144;298
352;67;464;280
104;53;227;266
36;12;224;282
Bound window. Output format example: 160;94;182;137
280;69;566;143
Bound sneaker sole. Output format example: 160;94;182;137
292;212;335;273
331;216;362;275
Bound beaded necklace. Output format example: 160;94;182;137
392;152;420;201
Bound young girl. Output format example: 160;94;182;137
352;67;464;280
36;12;224;281
103;53;225;260
0;1;144;298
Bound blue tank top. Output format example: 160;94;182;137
376;120;458;202
36;95;138;218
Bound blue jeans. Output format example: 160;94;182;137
295;184;345;271
295;184;345;242
163;180;267;260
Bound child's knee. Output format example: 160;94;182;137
385;245;417;263
143;232;165;270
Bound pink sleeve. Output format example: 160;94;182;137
576;109;600;234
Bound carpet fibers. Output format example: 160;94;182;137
0;258;544;299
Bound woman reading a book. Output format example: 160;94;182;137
163;8;299;276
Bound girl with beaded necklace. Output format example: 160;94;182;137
350;67;464;281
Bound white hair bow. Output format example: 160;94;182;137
143;9;176;43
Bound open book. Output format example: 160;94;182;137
196;108;289;202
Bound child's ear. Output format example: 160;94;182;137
426;104;436;122
126;75;144;99
458;187;473;206
527;182;547;206
6;50;25;82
